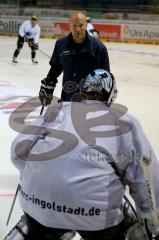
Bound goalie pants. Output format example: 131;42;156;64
25;213;125;240
13;35;36;59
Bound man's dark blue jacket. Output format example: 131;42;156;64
46;32;110;101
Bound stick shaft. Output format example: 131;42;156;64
6;185;19;225
140;156;159;226
40;105;44;115
38;48;50;58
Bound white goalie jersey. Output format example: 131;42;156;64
11;100;159;231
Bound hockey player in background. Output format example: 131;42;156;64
86;17;99;39
8;69;159;240
86;17;94;37
12;15;40;64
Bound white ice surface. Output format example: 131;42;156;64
0;36;159;239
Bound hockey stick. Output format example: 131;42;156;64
40;105;44;115
140;153;159;239
38;48;50;59
6;184;19;226
6;106;44;226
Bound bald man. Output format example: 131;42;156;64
69;11;87;43
39;11;110;104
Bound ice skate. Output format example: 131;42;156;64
32;58;38;64
12;57;18;64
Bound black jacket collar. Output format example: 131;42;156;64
68;32;92;54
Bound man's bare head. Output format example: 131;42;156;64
69;11;87;44
69;11;87;22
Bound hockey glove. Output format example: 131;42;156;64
28;42;39;50
27;39;34;48
24;32;31;42
33;43;39;50
39;78;54;106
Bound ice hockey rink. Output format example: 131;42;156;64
0;35;159;239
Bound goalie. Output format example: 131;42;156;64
6;69;159;240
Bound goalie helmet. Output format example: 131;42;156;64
81;69;118;106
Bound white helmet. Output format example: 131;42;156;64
81;69;118;106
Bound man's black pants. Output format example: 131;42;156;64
24;213;125;240
13;35;36;59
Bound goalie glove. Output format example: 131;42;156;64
39;78;54;106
